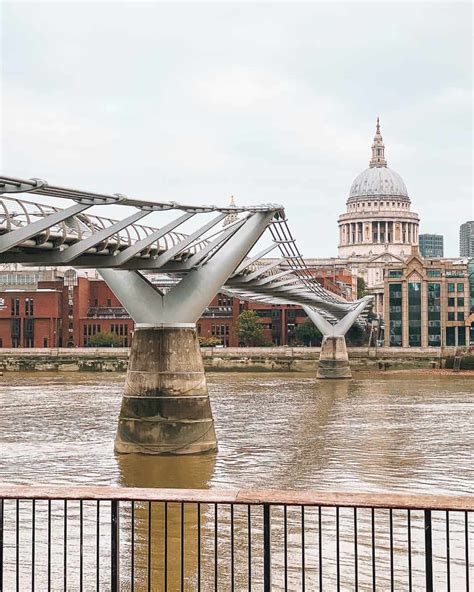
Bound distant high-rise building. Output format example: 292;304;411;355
459;221;474;257
419;234;444;258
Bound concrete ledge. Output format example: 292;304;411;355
0;346;465;372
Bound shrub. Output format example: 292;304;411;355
198;336;222;347
294;318;322;346
87;331;122;348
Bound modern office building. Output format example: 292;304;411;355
459;221;474;257
419;234;444;258
384;247;471;347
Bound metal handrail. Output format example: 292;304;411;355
0;485;472;511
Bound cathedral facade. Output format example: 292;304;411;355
338;119;419;258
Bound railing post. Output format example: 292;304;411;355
424;509;433;592
263;503;271;592
111;500;120;591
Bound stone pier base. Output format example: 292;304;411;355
115;326;217;455
317;335;352;379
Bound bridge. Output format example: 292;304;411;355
0;174;371;454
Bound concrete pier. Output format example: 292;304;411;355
317;335;352;379
115;326;217;455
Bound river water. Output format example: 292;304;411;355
0;371;472;590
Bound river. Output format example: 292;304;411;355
0;372;472;494
0;371;472;590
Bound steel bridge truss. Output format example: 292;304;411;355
0;175;371;331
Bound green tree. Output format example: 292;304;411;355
88;331;122;348
357;276;367;298
294;318;322;346
235;310;264;346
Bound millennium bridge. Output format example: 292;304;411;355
0;175;471;592
0;174;371;455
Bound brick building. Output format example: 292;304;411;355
1;267;352;348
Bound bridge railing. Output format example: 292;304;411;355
0;486;471;591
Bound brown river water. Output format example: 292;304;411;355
0;371;472;590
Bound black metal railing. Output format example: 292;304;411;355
0;487;472;591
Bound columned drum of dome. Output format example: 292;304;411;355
338;119;419;258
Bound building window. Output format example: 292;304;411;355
427;283;441;346
427;270;441;277
447;283;455;292
388;270;402;278
457;298;464;307
11;318;21;343
44;337;48;347
457;312;464;321
25;298;34;317
408;282;421;347
446;326;456;346
448;298;455;307
217;294;232;307
448;312;455;321
457;283;464;292
24;318;34;348
388;283;402;346
458;328;466;346
107;299;112;306
11;298;20;316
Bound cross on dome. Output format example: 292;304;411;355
369;117;387;168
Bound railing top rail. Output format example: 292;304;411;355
0;485;472;511
0;174;283;214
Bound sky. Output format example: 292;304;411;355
1;1;472;257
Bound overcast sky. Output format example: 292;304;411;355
2;1;472;257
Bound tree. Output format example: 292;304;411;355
88;331;122;348
357;276;367;298
294;318;322;346
235;310;264;346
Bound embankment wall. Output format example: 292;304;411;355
0;346;466;373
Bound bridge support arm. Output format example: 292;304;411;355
303;297;372;379
100;211;274;326
100;211;275;455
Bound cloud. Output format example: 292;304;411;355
1;1;472;257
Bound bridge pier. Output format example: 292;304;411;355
115;325;217;454
317;335;351;379
304;297;371;380
100;210;276;455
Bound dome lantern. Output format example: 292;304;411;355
369;117;387;168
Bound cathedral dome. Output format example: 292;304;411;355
349;166;408;199
338;118;419;260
